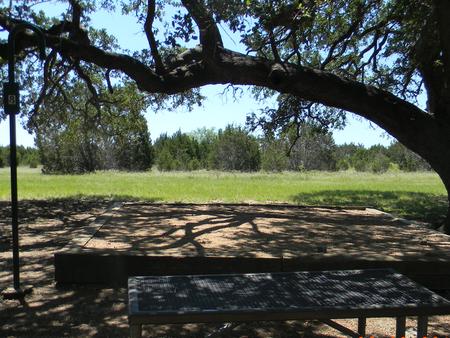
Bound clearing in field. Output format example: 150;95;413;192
56;202;450;291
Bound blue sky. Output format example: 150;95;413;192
0;1;396;148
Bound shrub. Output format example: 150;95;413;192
370;153;390;173
209;125;261;171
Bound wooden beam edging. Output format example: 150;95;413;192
59;201;124;252
122;201;370;210
365;208;431;228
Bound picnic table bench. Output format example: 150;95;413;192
128;269;450;338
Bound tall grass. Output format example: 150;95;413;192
0;167;447;225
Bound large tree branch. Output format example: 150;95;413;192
48;36;200;92
268;29;281;63
1;14;447;171
181;0;222;59
64;37;436;152
215;51;448;169
69;0;81;29
144;0;164;74
67;0;90;44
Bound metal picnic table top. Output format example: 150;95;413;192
128;269;450;325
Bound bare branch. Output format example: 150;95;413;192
72;61;100;112
30;49;57;118
320;19;361;70
287;122;300;156
29;57;76;128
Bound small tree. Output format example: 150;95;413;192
155;147;176;171
210;125;261;171
34;81;154;173
190;128;218;168
370;153;391;173
260;138;289;172
284;124;337;171
154;130;201;171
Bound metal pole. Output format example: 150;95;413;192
2;22;46;297
7;23;20;292
9;100;20;290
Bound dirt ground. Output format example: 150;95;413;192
85;203;450;262
1;199;449;337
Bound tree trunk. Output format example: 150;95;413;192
441;175;450;235
426;127;450;235
444;202;450;235
350;111;450;235
429;155;450;235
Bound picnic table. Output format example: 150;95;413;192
128;269;450;338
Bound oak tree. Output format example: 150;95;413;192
1;0;450;232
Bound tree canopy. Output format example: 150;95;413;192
35;80;154;173
0;0;449;232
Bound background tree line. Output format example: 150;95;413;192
154;126;260;172
1;122;430;174
153;123;430;173
0;146;40;168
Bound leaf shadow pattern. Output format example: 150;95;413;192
291;190;448;228
84;202;450;267
0;198;340;337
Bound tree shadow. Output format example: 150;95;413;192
1;199;449;337
82;203;450;274
0;199;346;337
291;190;448;228
86;203;361;257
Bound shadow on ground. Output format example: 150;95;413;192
84;203;450;266
0;198;340;337
292;190;448;228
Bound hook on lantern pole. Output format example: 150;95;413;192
7;22;46;83
2;22;46;299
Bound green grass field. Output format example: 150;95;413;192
0;167;447;226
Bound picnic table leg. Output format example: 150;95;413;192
321;319;361;338
416;316;428;338
130;324;142;338
357;317;366;337
396;316;406;338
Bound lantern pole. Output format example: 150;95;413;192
1;22;45;299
